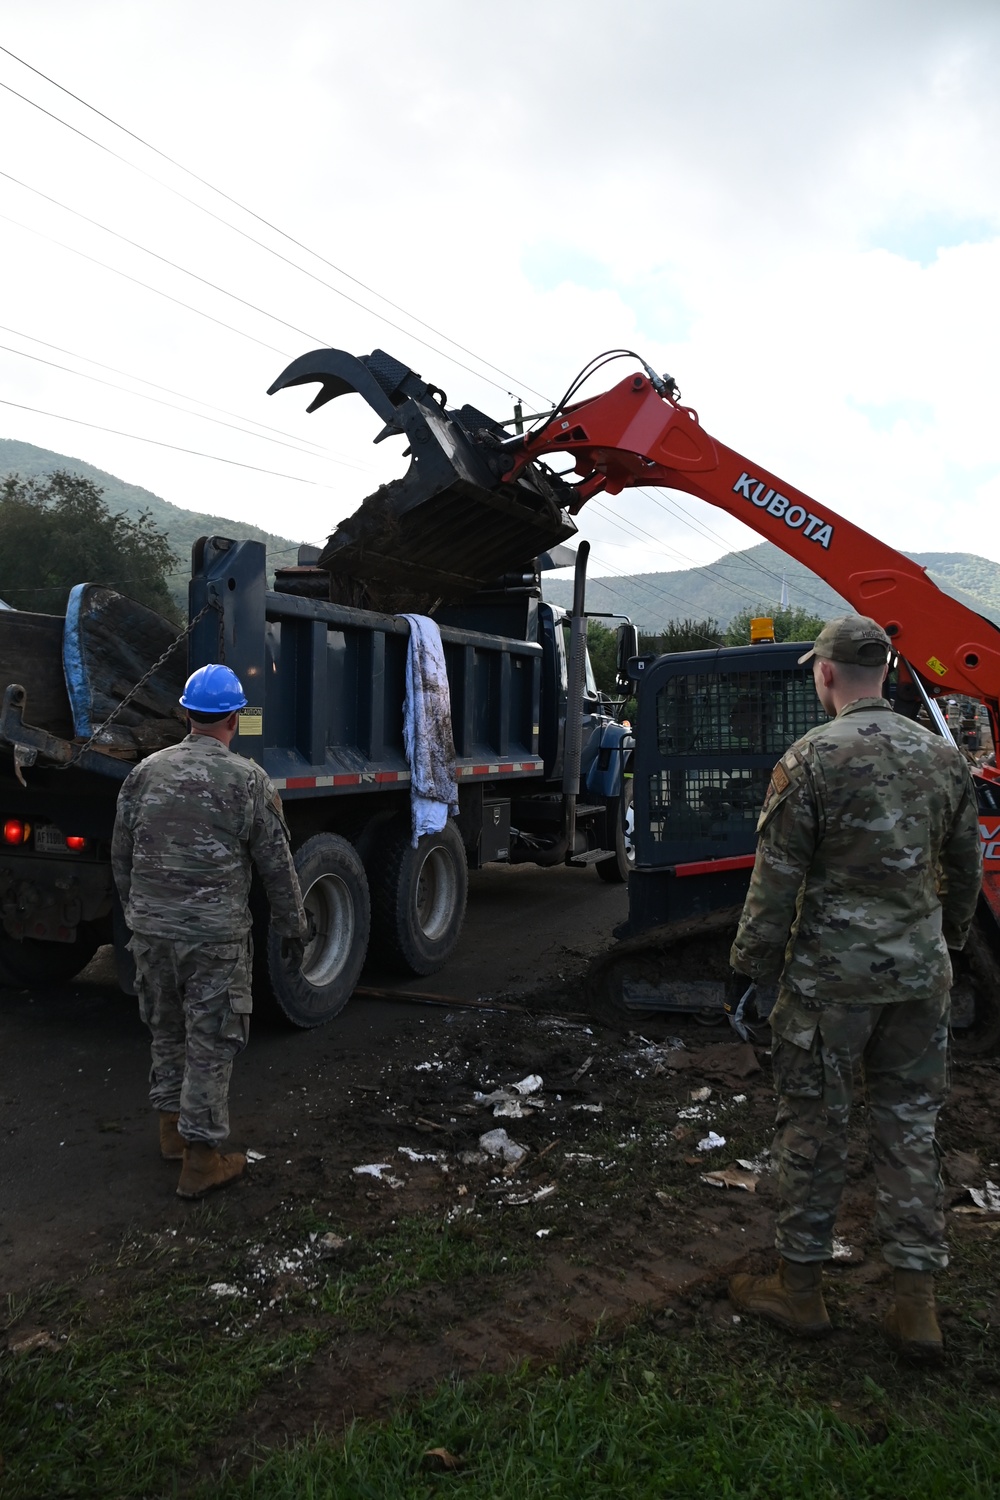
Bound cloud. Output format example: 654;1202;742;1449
0;0;998;593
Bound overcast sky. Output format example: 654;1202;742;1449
2;1;998;617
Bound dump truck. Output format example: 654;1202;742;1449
0;349;637;1023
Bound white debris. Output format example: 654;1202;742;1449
677;1105;708;1121
458;1149;488;1166
352;1162;405;1188
397;1147;443;1163
697;1132;727;1152
245;1150;266;1163
832;1239;856;1261
690;1086;712;1103
513;1074;543;1095
969;1181;1000;1212
208;1283;240;1298
492;1099;533;1119
318;1233;348;1251
415;1060;444;1072
736;1153;770;1173
572;1103;604;1113
505;1183;557;1206
731;1094;748;1105
479;1128;528;1165
536;1229;552;1238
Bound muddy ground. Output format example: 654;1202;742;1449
2;861;999;1451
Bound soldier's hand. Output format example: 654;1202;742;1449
281;935;306;970
723;970;752;1015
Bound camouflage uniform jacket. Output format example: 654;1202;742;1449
112;734;305;942
730;697;982;1003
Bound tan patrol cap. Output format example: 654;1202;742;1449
798;614;892;667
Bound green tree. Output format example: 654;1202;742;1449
723;604;827;647
639;617;724;655
0;471;180;622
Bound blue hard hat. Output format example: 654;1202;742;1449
179;664;248;714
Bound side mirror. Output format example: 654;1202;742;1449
616;622;639;688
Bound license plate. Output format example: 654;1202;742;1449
33;824;67;854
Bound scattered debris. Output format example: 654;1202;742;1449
697;1132;727;1153
953;1181;1000;1215
513;1074;543;1094
246;1150;265;1163
736;1153;770;1174
352;1162;405;1188
700;1166;759;1192
318;1233;348;1251
571;1055;595;1083
9;1329;59;1355
662;1042;761;1086
423;1447;463;1471
573;1102;603;1113
832;1239;864;1263
479;1128;528;1165
474;1076;545;1117
690;1086;712;1103
397;1146;443;1163
208;1283;241;1298
505;1183;557;1206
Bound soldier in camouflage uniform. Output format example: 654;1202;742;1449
727;616;982;1356
112;664;306;1199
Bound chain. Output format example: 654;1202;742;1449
65;599;220;767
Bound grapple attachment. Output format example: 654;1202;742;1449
268;347;577;605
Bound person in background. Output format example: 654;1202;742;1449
112;664;306;1198
727;616;982;1358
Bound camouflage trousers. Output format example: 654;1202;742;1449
130;933;253;1148
768;989;950;1273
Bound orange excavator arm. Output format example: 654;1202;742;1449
502;369;1000;742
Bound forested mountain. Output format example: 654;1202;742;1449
0;441;302;602
3;438;998;631
542;541;1000;631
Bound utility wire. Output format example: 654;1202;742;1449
0;56;546;401
0;323;327;453
0;398;331;486
0;208;288;358
0;338;373;472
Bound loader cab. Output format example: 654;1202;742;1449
626;642;829;935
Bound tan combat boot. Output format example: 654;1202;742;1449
729;1258;831;1337
176;1143;247;1199
159;1112;184;1161
884;1269;943;1360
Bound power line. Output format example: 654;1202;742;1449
0;208;288;359
0;324;328;452
0;55;547;402
0;338;372;473
0;398;332;485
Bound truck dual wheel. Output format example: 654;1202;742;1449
266;833;370;1028
596;779;635;885
368;817;468;976
0;925;103;989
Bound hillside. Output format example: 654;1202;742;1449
542;541;1000;631
0;441;303;601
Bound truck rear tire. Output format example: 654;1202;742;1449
266;833;370;1027
0;926;103;989
368;817;468;976
596;780;635;885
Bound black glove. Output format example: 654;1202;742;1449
281;935;306;970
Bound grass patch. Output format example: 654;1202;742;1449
196;1320;1000;1499
321;1214;538;1330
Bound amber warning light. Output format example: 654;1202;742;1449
3;819;30;845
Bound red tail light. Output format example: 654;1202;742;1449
65;835;87;852
3;819;30;845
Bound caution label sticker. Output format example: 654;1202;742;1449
926;656;948;678
239;707;263;736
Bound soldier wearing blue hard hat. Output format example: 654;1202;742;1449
112;664;306;1198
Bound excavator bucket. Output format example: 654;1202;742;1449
268;347;578;606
